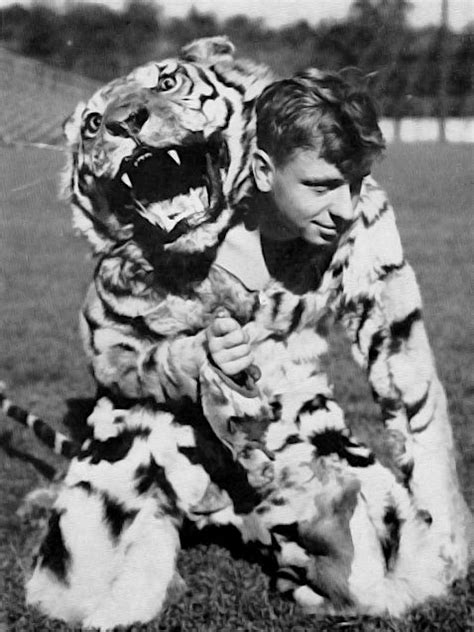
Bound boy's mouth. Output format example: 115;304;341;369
311;220;337;234
311;216;352;238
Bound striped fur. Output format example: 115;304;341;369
23;389;456;626
23;36;472;627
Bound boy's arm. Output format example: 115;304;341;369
335;178;447;468
200;358;262;453
336;178;473;557
199;354;277;491
200;313;264;455
80;282;207;403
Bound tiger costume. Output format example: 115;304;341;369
5;385;453;626
19;36;471;628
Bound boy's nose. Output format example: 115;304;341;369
331;185;355;221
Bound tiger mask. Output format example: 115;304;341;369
63;36;274;267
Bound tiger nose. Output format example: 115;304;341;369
105;106;149;137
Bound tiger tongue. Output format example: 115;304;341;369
135;187;208;234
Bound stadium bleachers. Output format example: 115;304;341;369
0;46;98;146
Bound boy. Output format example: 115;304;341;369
206;68;471;584
202;68;386;496
208;67;385;388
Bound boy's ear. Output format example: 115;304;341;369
252;149;274;193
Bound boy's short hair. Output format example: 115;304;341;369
255;68;385;181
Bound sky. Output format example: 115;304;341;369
0;0;472;31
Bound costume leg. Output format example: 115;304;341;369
255;377;446;615
242;442;361;614
26;402;213;628
245;378;367;612
405;379;473;577
26;461;183;628
248;386;450;616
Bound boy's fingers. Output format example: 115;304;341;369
247;364;261;383
210;317;240;336
213;344;252;364
209;325;248;349
220;329;249;348
218;355;254;376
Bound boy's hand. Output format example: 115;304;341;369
207;309;253;377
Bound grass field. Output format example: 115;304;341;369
0;142;472;631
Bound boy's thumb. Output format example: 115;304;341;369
214;307;231;319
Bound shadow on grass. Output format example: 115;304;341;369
0;430;57;480
181;521;277;577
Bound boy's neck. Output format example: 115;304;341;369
254;193;298;242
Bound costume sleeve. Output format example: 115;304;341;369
199;358;278;490
80;282;206;403
199;359;261;452
335;178;473;554
335;178;448;452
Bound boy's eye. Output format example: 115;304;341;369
305;184;331;195
303;179;347;194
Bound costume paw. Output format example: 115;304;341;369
189;482;233;516
165;572;188;605
17;484;61;523
293;585;325;613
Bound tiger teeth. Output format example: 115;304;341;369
167;149;181;165
135;152;152;165
135;199;174;232
121;173;133;188
150;210;174;232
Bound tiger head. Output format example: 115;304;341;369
63;37;274;258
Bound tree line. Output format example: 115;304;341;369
0;0;472;116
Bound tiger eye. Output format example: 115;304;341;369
84;112;103;137
157;76;177;91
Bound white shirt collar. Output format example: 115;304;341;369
214;222;271;291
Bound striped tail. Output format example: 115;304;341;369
0;382;80;459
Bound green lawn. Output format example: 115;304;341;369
0;142;472;631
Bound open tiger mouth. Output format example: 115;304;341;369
116;132;228;241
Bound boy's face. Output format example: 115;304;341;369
253;147;359;245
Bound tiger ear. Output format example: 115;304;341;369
180;36;235;64
63;101;85;146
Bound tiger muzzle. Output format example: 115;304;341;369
116;131;228;241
